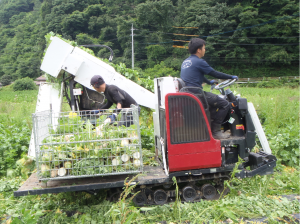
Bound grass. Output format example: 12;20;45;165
204;85;300;131
0;85;299;223
0;168;299;223
231;86;299;131
205;85;300;166
0;87;38;128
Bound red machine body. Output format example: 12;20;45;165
165;93;221;172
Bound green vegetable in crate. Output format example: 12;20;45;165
73;146;88;158
42;152;53;162
132;151;140;159
41;164;50;177
95;125;104;137
131;139;139;144
64;134;74;142
123;162;134;170
121;154;130;163
40;145;50;150
51;160;61;167
51;168;58;178
97;148;107;157
58;167;67;176
112;157;121;166
64;161;72;169
112;146;121;155
121;139;129;147
56;112;84;134
133;159;141;168
115;165;125;172
58;152;67;160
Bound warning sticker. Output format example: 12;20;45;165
236;124;245;130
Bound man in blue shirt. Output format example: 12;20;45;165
180;38;238;139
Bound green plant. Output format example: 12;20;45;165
10;208;44;224
13;77;37;91
106;174;155;223
0;74;12;86
142;61;179;79
0;121;31;176
172;176;181;222
268;126;299;167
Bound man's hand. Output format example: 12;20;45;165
116;103;122;109
232;76;238;80
209;80;218;85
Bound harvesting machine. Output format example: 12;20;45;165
15;37;276;205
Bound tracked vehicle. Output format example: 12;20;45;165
15;37;276;206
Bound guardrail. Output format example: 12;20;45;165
217;76;299;84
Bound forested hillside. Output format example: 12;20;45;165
0;0;298;82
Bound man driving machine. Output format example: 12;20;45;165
180;38;238;139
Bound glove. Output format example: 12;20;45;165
108;113;117;122
232;76;238;80
89;110;100;114
209;80;218;85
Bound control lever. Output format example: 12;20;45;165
210;81;218;92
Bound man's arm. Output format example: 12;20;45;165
207;70;235;80
99;100;113;110
203;76;212;85
110;87;124;107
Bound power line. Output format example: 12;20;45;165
172;26;198;29
142;13;300;45
200;13;300;38
210;43;299;45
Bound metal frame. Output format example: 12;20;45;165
33;106;143;181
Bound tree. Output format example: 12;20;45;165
0;0;33;24
0;74;12;86
13;77;37;91
146;45;167;68
62;11;88;39
142;61;179;78
135;0;175;30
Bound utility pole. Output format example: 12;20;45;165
131;23;134;69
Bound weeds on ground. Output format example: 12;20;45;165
106;174;156;224
106;175;141;223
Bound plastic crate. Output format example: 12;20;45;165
32;106;143;181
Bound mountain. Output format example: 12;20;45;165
0;0;298;81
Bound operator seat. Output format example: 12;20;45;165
177;78;186;91
177;78;211;127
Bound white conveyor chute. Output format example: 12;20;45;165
40;37;155;109
28;82;63;158
248;102;272;154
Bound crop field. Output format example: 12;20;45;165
0;85;299;224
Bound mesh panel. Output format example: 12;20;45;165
32;106;142;181
168;96;210;144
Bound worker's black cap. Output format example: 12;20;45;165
90;75;105;88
